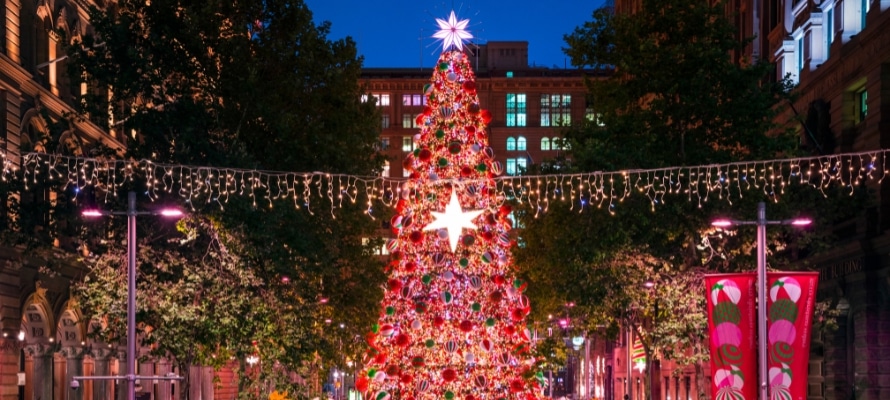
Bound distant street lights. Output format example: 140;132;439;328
712;202;811;400
77;191;184;400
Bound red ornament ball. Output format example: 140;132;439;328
511;308;526;321
356;377;369;392
388;279;403;292
459;320;474;332
463;81;477;93
509;379;525;393
400;373;413;384
441;368;457;382
394;333;411;347
409;231;424;243
460;165;474;177
404;261;416;272
489;291;503;303
433;315;445;327
385;364;400;376
480;109;492;124
418;148;432;162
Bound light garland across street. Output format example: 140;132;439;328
1;149;885;216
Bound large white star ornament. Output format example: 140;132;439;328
433;11;473;51
423;191;484;252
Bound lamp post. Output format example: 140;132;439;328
712;202;810;400
79;191;184;400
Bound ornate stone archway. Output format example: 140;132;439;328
21;282;55;400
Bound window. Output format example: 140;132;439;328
798;37;804;73
516;136;527;151
402;94;425;106
382;114;390;129
381;161;390;177
541;94;572;126
402;136;414;152
506;158;527;176
506;93;527;127
361;93;390;106
826;8;833;58
362;238;390;255
541;137;551;151
856;88;868;123
861;0;868;29
380;137;390;150
403;114;420;128
506;158;517;175
506;137;516;151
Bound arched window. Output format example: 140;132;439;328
517;136;526;151
506;137;516;151
541;137;551;151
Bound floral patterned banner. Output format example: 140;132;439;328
706;273;757;400
766;272;819;400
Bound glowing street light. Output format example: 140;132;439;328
78;191;184;400
711;202;810;400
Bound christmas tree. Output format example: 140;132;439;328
356;11;544;400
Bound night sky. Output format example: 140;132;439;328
302;0;608;69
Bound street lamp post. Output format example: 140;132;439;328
712;202;810;400
79;191;184;400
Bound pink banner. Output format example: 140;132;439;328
766;272;819;400
705;273;757;400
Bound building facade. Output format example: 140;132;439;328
361;41;598;180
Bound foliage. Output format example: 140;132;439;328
513;0;870;398
63;0;387;395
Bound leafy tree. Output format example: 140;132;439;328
64;0;387;395
513;0;867;398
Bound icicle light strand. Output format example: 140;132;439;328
4;150;887;215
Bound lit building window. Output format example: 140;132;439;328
361;93;390;106
826;8;833;58
516;136;527;151
506;137;516;151
541;137;551;151
381;161;390;177
541;94;572;127
402;94;425;106
505;158;527;176
382;114;390;129
856;88;868;123
506;158;517;175
506;93;527;127
402;114;420;128
402;136;414;152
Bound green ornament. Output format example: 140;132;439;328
436;129;446;139
368;368;377;378
438;62;449;71
513;278;523;289
471;302;481;312
372;323;379;333
459;258;469;267
438;157;449;167
485;317;496;327
425;339;435;348
476;163;487;172
386;306;395;315
445;391;455;400
422;274;432;285
413;148;421;157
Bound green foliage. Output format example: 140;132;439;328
62;0;388;395
514;0;871;398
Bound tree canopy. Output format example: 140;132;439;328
64;0;387;394
514;0;866;398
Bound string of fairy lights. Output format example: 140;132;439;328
1;149;885;216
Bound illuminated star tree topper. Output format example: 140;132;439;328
433;10;472;51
